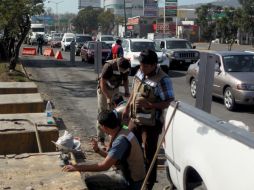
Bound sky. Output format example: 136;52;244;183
46;0;214;14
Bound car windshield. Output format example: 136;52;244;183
166;40;192;49
101;36;114;41
76;36;92;42
88;42;110;50
223;55;254;72
131;42;156;52
66;38;73;42
53;37;62;41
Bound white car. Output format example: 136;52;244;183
122;38;170;75
97;35;115;47
61;33;75;51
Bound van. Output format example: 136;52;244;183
61;33;75;51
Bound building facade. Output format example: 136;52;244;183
103;0;158;18
78;0;101;9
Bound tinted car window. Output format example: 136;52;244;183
53;37;62;41
76;36;92;42
131;42;155;52
101;42;111;49
101;36;114;41
223;55;254;72
66;38;73;42
166;40;192;49
89;43;95;49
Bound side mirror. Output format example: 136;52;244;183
192;45;196;49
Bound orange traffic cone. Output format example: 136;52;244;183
55;51;63;60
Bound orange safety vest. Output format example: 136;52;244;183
112;44;120;59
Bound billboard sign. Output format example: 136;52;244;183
144;2;158;17
165;0;177;17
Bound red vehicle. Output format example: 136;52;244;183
80;41;111;64
50;36;62;48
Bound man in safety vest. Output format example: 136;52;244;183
107;39;123;60
97;57;130;148
63;110;145;190
123;49;175;190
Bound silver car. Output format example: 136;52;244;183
186;51;254;111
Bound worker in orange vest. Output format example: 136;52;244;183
106;39;123;60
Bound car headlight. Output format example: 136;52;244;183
194;52;199;57
237;84;254;91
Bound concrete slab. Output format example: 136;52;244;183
0;93;44;114
0;82;38;94
0;112;52;125
0;152;86;190
0;115;58;154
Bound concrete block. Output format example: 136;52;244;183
0;153;87;190
0;82;38;94
0;113;58;154
0;93;44;114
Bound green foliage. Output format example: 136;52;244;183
0;0;44;69
238;0;254;35
196;4;241;49
195;4;221;43
72;8;115;34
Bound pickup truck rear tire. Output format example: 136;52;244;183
224;87;236;111
190;79;197;98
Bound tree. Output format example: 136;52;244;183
0;0;44;70
196;4;222;49
97;10;115;34
72;8;115;35
72;7;103;34
215;7;240;50
238;0;254;45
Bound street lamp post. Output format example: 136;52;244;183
48;0;64;32
123;0;127;37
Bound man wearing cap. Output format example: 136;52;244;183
97;57;131;148
63;110;145;190
123;49;175;190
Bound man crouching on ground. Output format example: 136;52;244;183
62;110;145;190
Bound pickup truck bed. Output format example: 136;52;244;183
164;101;254;190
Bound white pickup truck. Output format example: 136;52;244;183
164;101;254;190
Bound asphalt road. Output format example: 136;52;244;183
21;42;254;189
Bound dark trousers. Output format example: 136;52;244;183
37;45;43;55
129;120;161;190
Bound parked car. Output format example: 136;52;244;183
75;34;92;56
154;38;199;70
186;51;254;111
80;41;111;64
97;35;115;47
122;38;170;75
61;33;75;51
50;36;62;48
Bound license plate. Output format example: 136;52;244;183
185;59;191;63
